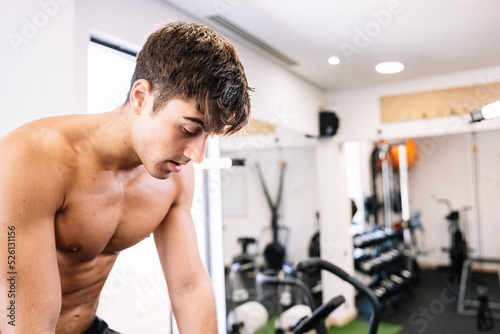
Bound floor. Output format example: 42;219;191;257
357;269;500;334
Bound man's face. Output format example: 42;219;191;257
133;98;209;179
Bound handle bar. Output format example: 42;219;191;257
293;295;345;334
296;258;382;334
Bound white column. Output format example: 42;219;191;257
205;136;228;334
188;136;227;334
315;138;357;326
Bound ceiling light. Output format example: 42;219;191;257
470;100;500;122
328;56;340;65
375;61;404;74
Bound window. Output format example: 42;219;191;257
87;38;136;114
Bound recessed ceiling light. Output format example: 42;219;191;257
375;61;404;74
328;56;340;65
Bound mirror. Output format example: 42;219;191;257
344;129;500;268
219;126;322;321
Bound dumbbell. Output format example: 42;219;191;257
372;286;388;299
379;277;402;296
389;274;405;286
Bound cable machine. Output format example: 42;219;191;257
369;140;417;273
255;160;288;272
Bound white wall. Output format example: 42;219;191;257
409;131;500;266
0;0;76;135
221;145;319;265
234;49;324;136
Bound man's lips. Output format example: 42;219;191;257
167;160;187;173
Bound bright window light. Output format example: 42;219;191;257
87;42;136;114
470;100;500;122
481;100;500;120
375;61;404;74
328;56;340;65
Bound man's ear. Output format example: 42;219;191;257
129;79;153;115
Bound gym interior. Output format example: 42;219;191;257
2;1;500;333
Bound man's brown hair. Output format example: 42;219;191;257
126;21;251;135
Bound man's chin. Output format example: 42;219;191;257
156;170;173;180
145;165;173;180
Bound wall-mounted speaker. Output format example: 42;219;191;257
319;111;339;137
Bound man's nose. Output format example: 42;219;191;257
184;136;207;164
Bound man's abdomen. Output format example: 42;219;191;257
56;252;118;334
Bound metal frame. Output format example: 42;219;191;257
457;257;500;319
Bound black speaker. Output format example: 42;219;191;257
319;111;339;137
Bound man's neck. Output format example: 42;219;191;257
88;104;142;172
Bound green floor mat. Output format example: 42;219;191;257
255;317;403;334
328;321;403;334
255;316;277;334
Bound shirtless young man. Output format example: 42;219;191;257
0;22;251;334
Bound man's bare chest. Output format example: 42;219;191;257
54;168;175;261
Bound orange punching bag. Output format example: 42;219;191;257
389;139;418;169
377;139;419;169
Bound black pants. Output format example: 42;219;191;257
83;316;121;334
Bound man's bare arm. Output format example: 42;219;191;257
0;133;66;334
153;163;217;333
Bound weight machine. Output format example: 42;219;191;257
356;140;420;310
229;258;381;334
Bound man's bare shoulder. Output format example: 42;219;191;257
0;117;78;177
0;117;81;214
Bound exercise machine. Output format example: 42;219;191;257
437;198;467;279
369;140;418;275
255;161;287;271
358;140;420;313
228;258;382;334
257;268;331;334
296;258;382;334
457;258;499;332
256;258;382;334
227;301;269;334
456;131;497;332
308;211;321;258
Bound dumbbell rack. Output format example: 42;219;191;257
353;227;415;306
359;140;419;308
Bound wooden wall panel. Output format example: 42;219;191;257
380;82;500;123
245;118;275;134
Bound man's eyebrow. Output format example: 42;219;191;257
183;116;206;132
